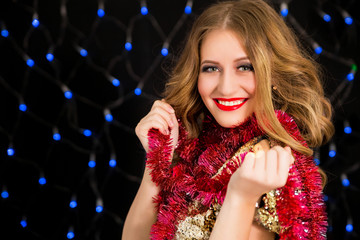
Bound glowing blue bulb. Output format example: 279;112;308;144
134;88;142;95
32;19;40;28
125;42;132;51
345;17;353;25
1;191;9;199
323;14;331;22
39;177;46;185
69;200;77;208
26;59;35;67
64;91;73;99
80;49;88;57
83;129;92;137
105;113;113;122
19;103;27;112
1;29;9;38
20;220;27;228
315;46;322;55
346;224;353;232
112;78;120;87
323;195;328;201
97;8;105;18
67;231;75;239
347;73;354;81
96;205;103;213
53;133;61;141
7;147;15;156
46;53;54;62
314;158;320;166
344;126;352;134
342;178;350;187
88;160;96;168
161;48;169;56
141;6;148;15
281;8;288;17
184;6;192;14
328;150;336;158
109;159;117;167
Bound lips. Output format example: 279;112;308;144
213;98;248;111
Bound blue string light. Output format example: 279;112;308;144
96;205;103;213
134;88;142;95
342;178;350;187
88;160;96;168
32;18;40;28
323;195;328;201
184;5;192;14
53;132;61;141
83;129;92;137
323;14;331;22
346;224;353;232
112;78;120;87
141;6;148;15
161;48;169;56
344;126;352;134
1;190;9;199
280;3;288;17
109;159;117;167
26;59;35;67
105;113;113;122
315;46;323;55
19;103;27;112
69;200;77;208
314;158;320;166
329;149;336;158
346;72;354;81
64;90;73;99
7;147;15;156
1;29;9;38
20;219;27;228
80;48;88;57
97;8;105;18
67;231;75;239
46;53;54;62
345;17;353;25
125;42;132;51
39;177;47;185
344;121;352;134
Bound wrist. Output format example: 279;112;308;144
225;189;258;209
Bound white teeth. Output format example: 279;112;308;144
217;99;245;106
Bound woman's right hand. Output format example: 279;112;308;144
135;99;179;153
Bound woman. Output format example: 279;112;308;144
122;0;334;239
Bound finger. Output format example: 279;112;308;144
153;99;175;114
254;150;266;171
150;106;175;128
266;149;278;179
284;146;295;164
141;118;169;135
242;152;256;170
277;148;293;184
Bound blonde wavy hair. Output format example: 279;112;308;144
164;0;334;157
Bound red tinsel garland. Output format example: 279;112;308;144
146;111;327;240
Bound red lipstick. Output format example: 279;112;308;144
213;98;247;111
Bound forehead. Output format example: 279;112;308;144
200;29;247;59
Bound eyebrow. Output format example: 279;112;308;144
200;57;250;65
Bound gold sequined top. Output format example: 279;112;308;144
175;136;280;240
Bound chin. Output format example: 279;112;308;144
214;117;248;128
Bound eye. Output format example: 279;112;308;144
238;64;254;72
201;66;220;72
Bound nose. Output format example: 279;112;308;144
216;70;237;96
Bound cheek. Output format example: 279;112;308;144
197;76;209;98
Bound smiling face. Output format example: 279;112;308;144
198;29;256;128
